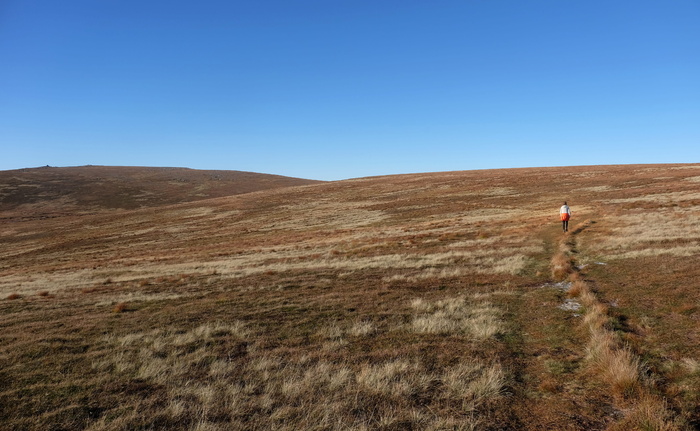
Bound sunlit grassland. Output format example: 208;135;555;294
2;164;700;430
574;168;700;427
1;168;551;430
88;294;507;430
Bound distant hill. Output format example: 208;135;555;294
0;165;321;215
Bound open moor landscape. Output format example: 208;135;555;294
1;164;699;430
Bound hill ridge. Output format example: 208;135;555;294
0;165;322;216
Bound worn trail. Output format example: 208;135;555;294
552;221;688;430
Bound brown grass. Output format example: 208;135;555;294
2;164;700;429
608;395;685;431
585;328;641;398
0;165;320;216
112;302;129;313
582;303;609;331
537;378;560;393
566;280;584;297
559;221;688;428
91;320;504;430
410;296;502;339
551;252;573;280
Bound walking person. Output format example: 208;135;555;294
560;202;571;232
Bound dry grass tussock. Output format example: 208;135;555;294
550;234;577;281
585;329;641;398
550;251;573;281
566;280;585;298
582;302;608;330
608;395;686;431
93;318;505;430
410;296;503;339
348;320;376;337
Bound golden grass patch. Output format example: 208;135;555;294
608;395;686;431
349;320;376;337
551;251;573;280
591;208;700;259
602;191;700;204
94;317;505;430
410;296;502;339
681;358;700;374
443;361;505;409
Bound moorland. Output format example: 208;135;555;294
1;164;699;430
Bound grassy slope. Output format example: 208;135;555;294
0;165;321;216
1;164;699;430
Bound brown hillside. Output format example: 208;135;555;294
1;163;699;430
0;165;321;216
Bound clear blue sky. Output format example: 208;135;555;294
1;1;698;180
